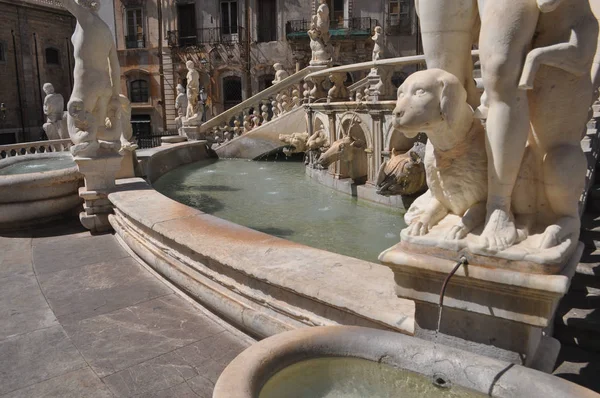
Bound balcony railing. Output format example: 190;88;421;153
125;34;146;49
286;17;377;40
167;27;245;48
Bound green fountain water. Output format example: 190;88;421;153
0;155;75;176
153;159;407;262
259;357;485;398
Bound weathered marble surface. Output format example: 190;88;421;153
400;0;599;267
108;177;416;338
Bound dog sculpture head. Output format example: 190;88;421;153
392;69;467;137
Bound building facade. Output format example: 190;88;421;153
161;0;418;130
0;0;75;144
113;0;170;138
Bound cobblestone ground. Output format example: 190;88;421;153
0;218;252;397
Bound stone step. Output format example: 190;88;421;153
558;307;600;333
553;344;600;393
554;304;600;353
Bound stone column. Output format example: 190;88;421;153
368;110;383;185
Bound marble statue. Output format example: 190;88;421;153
394;69;535;241
175;84;188;130
316;0;331;44
67;98;99;157
371;26;383;62
414;0;480;108
184;60;201;125
61;0;121;158
279;132;310;155
512;0;598;250
376;142;427;197
317;134;368;181
42;83;67;140
115;94;137;154
305;128;329;166
308;0;332;66
272;63;289;84
327;73;348;100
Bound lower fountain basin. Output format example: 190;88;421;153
214;326;597;398
0;152;82;229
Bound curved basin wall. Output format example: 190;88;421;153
214;326;598;398
0;153;83;228
108;142;415;340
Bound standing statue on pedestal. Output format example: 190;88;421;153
184;60;201;126
308;0;332;66
174;84;188;130
60;0;122;158
42;83;67;140
389;0;599;268
371;26;383;62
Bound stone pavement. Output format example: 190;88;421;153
0;218;253;397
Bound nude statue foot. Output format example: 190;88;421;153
474;208;518;252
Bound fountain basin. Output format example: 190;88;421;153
214;326;598;398
0;152;82;229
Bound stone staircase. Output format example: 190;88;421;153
554;113;600;353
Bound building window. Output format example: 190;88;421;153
130;79;149;103
223;76;242;110
220;0;238;35
258;0;277;42
259;74;275;91
45;48;60;65
126;8;145;48
327;0;345;29
388;0;411;34
0;42;6;63
177;3;197;46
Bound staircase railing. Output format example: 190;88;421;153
200;66;324;136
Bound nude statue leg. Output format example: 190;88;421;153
539;144;585;248
475;0;539;252
416;0;480;108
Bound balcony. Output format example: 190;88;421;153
285;17;377;40
167;27;245;48
125;34;146;49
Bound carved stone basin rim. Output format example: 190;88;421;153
213;325;598;398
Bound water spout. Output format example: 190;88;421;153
436;256;468;334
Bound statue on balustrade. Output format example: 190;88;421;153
392;0;599;270
308;0;332;66
175;84;188;131
272;63;289;84
371;26;383;62
60;0;122;158
42;83;68;140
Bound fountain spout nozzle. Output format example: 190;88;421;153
436;256;468;333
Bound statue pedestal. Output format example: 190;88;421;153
115;150;137;179
379;241;583;373
179;125;205;141
74;155;123;233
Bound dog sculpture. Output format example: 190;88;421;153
393;69;535;240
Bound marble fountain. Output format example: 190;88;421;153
10;0;600;396
0;149;82;230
